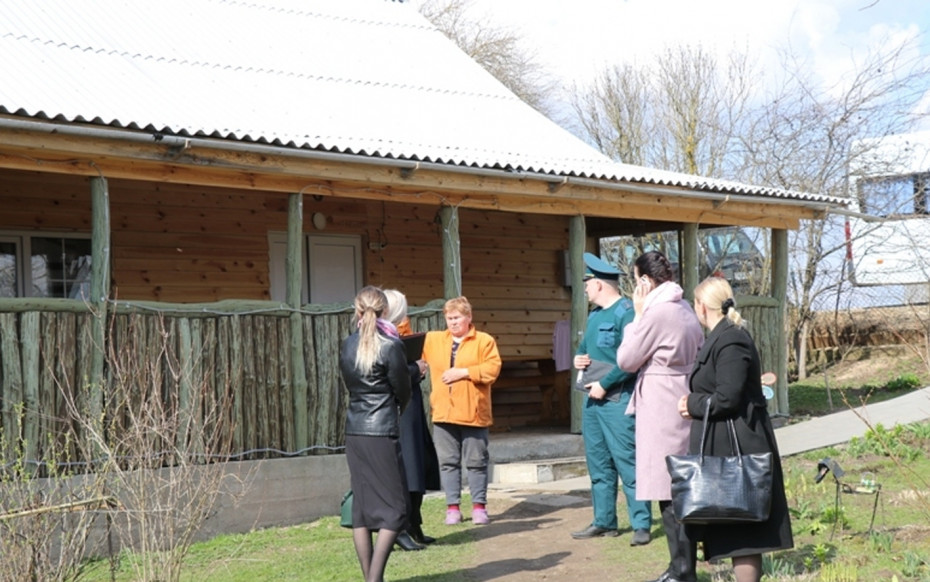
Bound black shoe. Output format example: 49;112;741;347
630;528;651;546
409;526;436;545
570;525;619;539
645;572;696;582
395;531;425;551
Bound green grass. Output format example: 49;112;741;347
78;376;930;581
82;496;475;581
82;425;930;581
788;369;925;419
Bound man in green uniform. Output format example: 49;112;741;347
570;252;652;545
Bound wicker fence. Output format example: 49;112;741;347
0;299;444;473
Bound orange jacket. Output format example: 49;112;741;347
421;325;501;427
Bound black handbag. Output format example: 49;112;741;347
666;399;773;524
340;490;353;528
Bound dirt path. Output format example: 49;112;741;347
466;488;665;581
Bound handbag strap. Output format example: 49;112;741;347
698;397;744;463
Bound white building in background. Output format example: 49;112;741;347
846;131;930;300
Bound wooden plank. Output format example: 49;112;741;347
38;313;58;462
240;316;257;457
278;316;296;452
20;311;40;473
302;314;318;451
177;317;195;458
0;313;24;459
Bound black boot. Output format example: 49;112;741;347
395;531;425;551
409;524;435;545
659;501;696;582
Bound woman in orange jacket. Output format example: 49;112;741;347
420;296;501;526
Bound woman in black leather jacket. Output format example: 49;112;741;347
339;286;412;582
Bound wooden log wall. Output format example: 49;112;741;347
2;169;579;431
0;302;444;471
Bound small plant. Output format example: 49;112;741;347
819;505;850;530
812;542;832;566
847;423;922;461
884;373;920;392
791;498;817;520
763;553;796;577
868;530;894;553
901;551;927;579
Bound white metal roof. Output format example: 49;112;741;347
0;0;840;205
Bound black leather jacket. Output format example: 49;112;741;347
340;331;412;437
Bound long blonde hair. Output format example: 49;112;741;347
694;276;745;328
354;286;389;375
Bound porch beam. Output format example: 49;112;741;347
89;176;110;436
569;215;586;434
771;228;789;415
287;193;309;450
680;223;699;301
439;206;461;299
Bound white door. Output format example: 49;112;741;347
267;232;306;303
307;234;363;304
268;233;362;304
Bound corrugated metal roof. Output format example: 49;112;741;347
0;0;840;205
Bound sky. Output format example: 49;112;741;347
458;0;930;121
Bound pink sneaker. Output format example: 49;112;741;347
445;508;462;525
471;507;489;525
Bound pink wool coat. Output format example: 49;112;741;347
617;282;704;501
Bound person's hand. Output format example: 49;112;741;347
587;382;607;400
416;359;427;376
678;395;691;418
632;276;653;317
574;354;591;370
441;367;468;385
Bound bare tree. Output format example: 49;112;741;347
571;63;652;164
571;32;930;384
570;44;755;176
741;39;930;379
417;0;556;116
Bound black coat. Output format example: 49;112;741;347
398;363;440;493
340;331;411;438
686;319;794;560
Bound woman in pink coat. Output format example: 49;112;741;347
617;251;703;582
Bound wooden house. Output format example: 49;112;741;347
0;0;844;472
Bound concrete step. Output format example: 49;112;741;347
491;456;588;484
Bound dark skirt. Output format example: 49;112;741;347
345;434;409;531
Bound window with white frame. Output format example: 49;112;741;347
0;233;92;299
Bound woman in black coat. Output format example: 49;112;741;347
676;277;793;582
383;289;440;550
340;286;412;582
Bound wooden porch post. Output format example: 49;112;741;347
680;223;699;301
772;228;789;415
288;193;309;450
89;176;110;430
440;206;462;299
569;215;586;433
